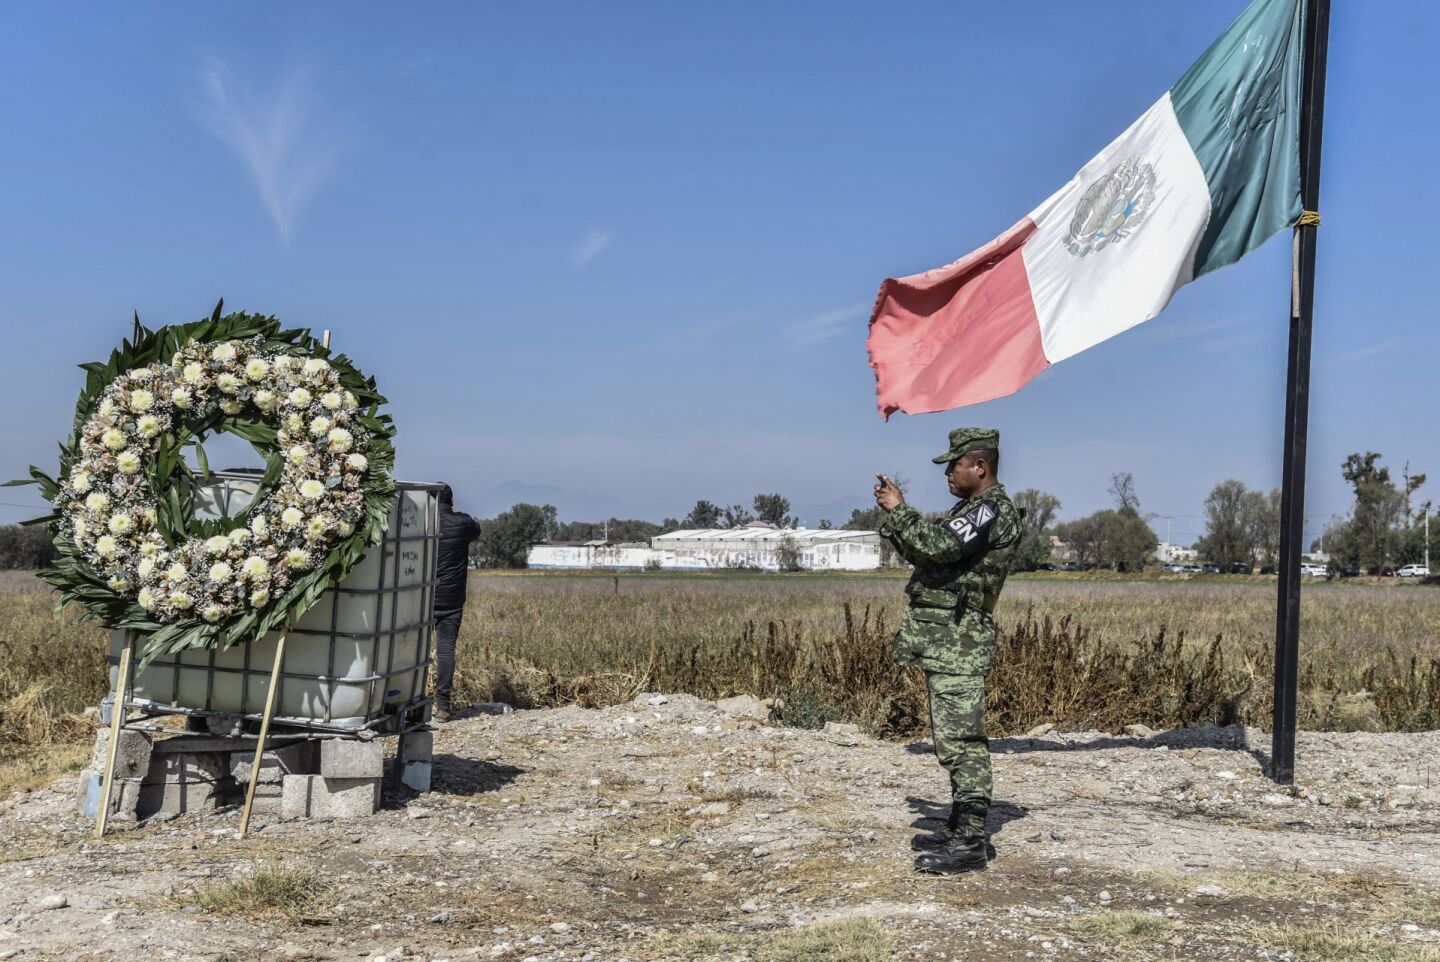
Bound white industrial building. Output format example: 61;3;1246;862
526;524;885;572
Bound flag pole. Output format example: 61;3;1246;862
1271;0;1332;785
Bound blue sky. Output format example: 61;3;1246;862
1;1;1435;543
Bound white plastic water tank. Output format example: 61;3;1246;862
109;473;442;730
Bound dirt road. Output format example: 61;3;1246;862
1;695;1437;961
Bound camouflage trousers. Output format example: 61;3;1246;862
924;671;991;834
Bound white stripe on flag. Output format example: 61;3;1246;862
1021;93;1213;364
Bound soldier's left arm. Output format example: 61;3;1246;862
879;499;1020;564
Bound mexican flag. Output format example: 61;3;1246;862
868;0;1307;418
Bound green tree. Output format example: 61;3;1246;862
722;504;755;528
1009;488;1061;571
776;536;804;572
473;503;556;569
1056;510;1156;571
1323;453;1409;573
682;500;724;529
1196;479;1251;567
752;493;797;529
1243;487;1282;569
0;525;56;569
817;518;834;530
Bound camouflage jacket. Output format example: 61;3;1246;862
879;483;1022;675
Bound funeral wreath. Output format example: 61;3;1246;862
10;304;396;665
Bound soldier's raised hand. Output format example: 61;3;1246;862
874;474;904;512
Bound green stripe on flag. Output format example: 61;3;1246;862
1170;0;1306;277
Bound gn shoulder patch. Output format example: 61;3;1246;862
944;500;998;553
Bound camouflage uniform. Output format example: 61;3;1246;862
879;428;1021;837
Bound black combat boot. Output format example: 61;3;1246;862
914;827;990;875
912;807;996;860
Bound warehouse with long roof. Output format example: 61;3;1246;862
527;522;884;572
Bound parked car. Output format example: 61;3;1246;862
1162;563;1184;573
1380;566;1397;577
1201;563;1222;574
1035;562;1059;571
1229;562;1252;574
1300;562;1328;577
1059;561;1079;572
1398;564;1431;578
1182;564;1203;574
1338;563;1361;578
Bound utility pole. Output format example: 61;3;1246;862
1272;0;1332;786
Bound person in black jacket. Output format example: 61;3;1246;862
433;484;480;723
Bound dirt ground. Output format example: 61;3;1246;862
1;696;1438;962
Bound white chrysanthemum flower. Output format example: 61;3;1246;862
286;548;310;569
244;358;269;381
241;556;269;579
299;479;326;500
343;391;358;411
183;362;205;384
326;427;353;453
302;358;329;376
166;563;188;583
94;535;118;557
138;588;156;610
102;428;126;451
211;342;237;362
287;388;312;407
137;557;157;580
116;451;141;475
98;398;116;419
128;389;155;413
202;604;225;623
170;387;193;409
142;506;157;526
254;389;277;412
287;444;309;465
346;453;368;473
209;561;233;582
73;518;88;539
170;591;194;609
228;528;251;548
205;535;230;555
305;516;329;539
281;506;305;527
107;513;133;535
337;520;355;537
249;588;270;607
130;366;154;380
70;470;92;493
249;515;269;536
136;415;161;439
320;391;342;411
285;413;303;432
108;576;129;591
139;541;160;558
309;416;332;437
220;399;244;415
85;492;111;513
216;373;241;395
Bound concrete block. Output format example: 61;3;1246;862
400;760;432;793
76;769;141;822
400;730;434;764
144;752;226;786
281;774;380;819
231;742;318;783
90;729;154;780
318;739;384;779
138;778;218;817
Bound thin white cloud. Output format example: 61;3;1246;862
197;59;338;243
571;230;614;270
785;303;869;347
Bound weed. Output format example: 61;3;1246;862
192;864;325;919
757;918;894;962
1247;923;1440;961
1072;910;1172;943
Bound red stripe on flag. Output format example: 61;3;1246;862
867;217;1048;418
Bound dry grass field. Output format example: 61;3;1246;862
2;568;1438;793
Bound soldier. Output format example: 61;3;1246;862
873;427;1022;874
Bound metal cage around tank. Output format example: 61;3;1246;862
107;473;444;735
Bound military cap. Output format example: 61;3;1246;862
931;427;1000;464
